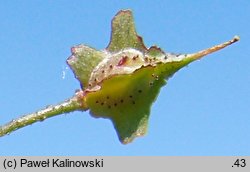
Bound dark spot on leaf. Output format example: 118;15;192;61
102;70;105;73
117;56;128;66
108;105;111;109
138;90;142;93
129;95;133;98
101;102;104;105
149;82;153;86
132;101;136;104
114;103;117;106
107;96;110;99
120;99;124;103
132;55;139;60
109;64;113;69
96;100;99;104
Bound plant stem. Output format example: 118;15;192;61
0;93;87;137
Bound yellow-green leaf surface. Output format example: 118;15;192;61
86;60;193;144
67;9;239;144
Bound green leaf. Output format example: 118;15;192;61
67;9;239;144
85;58;194;144
107;10;146;52
86;66;165;144
67;45;104;88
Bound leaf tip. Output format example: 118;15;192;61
187;35;240;61
233;35;240;42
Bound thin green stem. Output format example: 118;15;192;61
0;93;87;137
